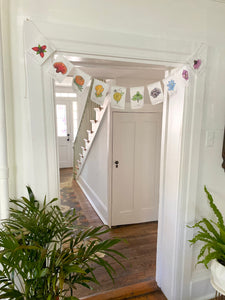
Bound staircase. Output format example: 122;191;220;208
73;93;109;179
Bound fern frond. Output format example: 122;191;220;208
204;186;225;230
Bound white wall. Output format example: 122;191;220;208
1;0;225;298
78;109;109;224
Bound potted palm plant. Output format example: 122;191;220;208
189;186;225;294
0;187;125;299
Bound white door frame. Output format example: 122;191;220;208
0;11;9;219
25;21;207;299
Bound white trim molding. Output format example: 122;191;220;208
0;11;9;220
77;176;108;225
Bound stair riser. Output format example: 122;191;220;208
76;97;109;178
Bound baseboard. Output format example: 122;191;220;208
190;273;215;300
80;279;159;300
77;176;108;225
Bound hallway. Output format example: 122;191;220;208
60;168;158;298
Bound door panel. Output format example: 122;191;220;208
112;112;162;226
56;101;73;168
113;117;136;214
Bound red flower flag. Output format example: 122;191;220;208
32;45;47;58
24;20;55;65
48;55;74;83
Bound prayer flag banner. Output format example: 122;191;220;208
24;20;55;65
110;86;126;109
90;79;109;106
163;75;178;96
130;86;144;109
147;81;164;105
48;55;74;83
186;44;205;75
178;65;191;87
72;68;91;95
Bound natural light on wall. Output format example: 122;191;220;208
56;104;67;137
55;93;77;98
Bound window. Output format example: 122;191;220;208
56;104;67;136
73;102;78;139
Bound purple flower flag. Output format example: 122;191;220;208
147;81;164;105
193;59;202;70
182;70;189;81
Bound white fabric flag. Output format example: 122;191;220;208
163;75;178;96
176;66;191;87
24;20;55;65
90;79;109;106
186;44;206;74
110;86;126;109
130;86;144;109
147;81;164;105
72;69;91;95
48;55;74;83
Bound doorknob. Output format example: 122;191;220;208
114;161;119;168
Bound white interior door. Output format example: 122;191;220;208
56;100;76;168
112;112;162;226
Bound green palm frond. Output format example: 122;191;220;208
0;186;125;299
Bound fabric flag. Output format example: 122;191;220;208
147;81;164;105
90;79;109;106
163;75;178;96
48;55;74;83
178;65;191;87
72;68;91;95
110;86;126;109
24;20;55;65
186;44;206;74
130;86;144;109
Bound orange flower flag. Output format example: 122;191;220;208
91;79;109;106
72;68;91;95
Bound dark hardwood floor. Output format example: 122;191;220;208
60;168;163;299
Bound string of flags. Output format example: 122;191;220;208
24;20;203;110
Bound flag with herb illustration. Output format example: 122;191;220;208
24;20;55;65
72;68;91;95
147;81;164;105
130;86;144;109
90;79;109;106
110;86;126;109
48;55;74;83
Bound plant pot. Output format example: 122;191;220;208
211;259;225;295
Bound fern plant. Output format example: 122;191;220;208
188;186;225;268
0;187;125;300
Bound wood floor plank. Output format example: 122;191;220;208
60;168;159;298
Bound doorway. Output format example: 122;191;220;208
26;22;207;298
54;56;167;297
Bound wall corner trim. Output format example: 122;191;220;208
77;176;108;225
